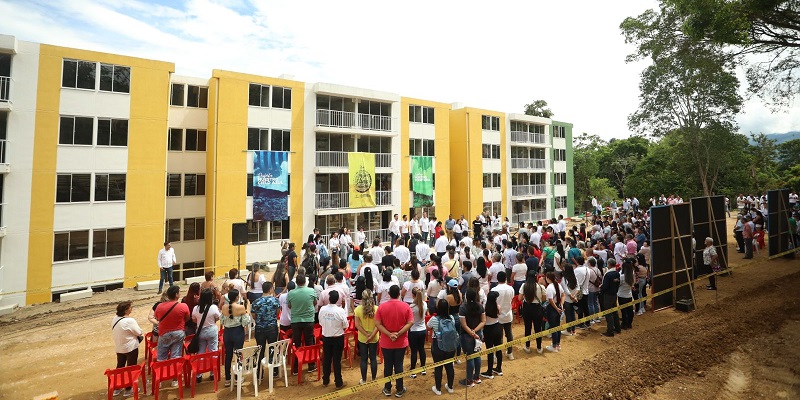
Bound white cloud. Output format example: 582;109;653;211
2;0;798;139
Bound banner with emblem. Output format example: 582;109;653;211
348;152;376;208
253;151;289;221
411;156;434;207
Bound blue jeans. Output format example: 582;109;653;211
588;292;600;319
197;324;219;353
564;301;576;333
223;326;245;380
546;306;561;347
158;267;174;293
460;331;482;382
157;330;185;361
358;341;378;381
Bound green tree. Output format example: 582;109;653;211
747;133;781;190
598;137;650;198
523;100;554;118
589;178;618;205
622;6;744;196
666;0;800;108
572;132;606;204
777;138;800;170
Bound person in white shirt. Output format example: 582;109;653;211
613;235;627;266
459;234;472;249
399;215;410;243
355;226;367;249
368;239;385;265
394;239;411;265
434;235;449;257
557;216;567;235
157;241;177;294
409;216;420;237
530;227;541;248
591;196;599;216
329;232;341;266
415;237;431;264
573;258;590;329
419;213;430;243
112;301;143;396
453;222;463;242
490;271;516;361
319;290;348;388
388;214;400;250
488;253;505;289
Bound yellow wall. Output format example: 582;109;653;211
207;70;304;273
27;45;173;303
399;97;452;219
448;108;492;220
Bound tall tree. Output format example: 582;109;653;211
666;0;800;108
572;132;606;203
622;6;744;196
523;100;554;118
776;138;800;170
598;137;650;198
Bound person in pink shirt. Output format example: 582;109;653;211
374;285;414;397
625;234;637;256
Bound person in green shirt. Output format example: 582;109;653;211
287;274;318;374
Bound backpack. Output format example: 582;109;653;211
436;315;459;352
301;253;318;274
318;244;330;260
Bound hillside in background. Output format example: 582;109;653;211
756;131;800;144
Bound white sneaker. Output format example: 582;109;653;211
523;346;532;354
444;383;455;394
506;352;515;360
224;380;231;387
122;389;134;398
545;345;559;353
113;389;124;396
171;380;178;387
537;347;544;354
431;386;442;396
455;359;462;365
359;379;365;385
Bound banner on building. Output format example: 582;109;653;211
411;156;434;207
348;152;376;208
253;151;289;221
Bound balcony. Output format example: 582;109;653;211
315;191;393;210
511;184;546;197
0;140;7;173
315;151;392;169
510;158;546;170
316;109;393;132
0;202;5;237
0;76;8;102
510;130;546;145
512;211;548;224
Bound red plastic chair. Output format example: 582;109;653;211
218;328;225;368
280;329;293;363
424;314;433;342
183;334;195;355
511;296;522;324
313;324;323;342
105;363;144;400
144;333;157;365
150;357;186;400
186;351;220;397
292;342;322;384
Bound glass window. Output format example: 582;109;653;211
106;228;125;256
423;106;434;124
249;83;261;107
247;173;253;196
68;230;89;260
99;64;114;92
113;66;130;93
54;232;69;262
166;219;181;242
260;85;270;108
76;61;96;90
409;105;421;123
62;60;77;88
187;85;208;108
97;118;128;146
93;229;107;258
59;116;94;145
271;129;290;151
167;174;181;197
170;83;184;106
94;174;108;202
71;174;91;202
168;128;183;151
184;218;196;241
108;174;126;201
59;116;74;145
56;175;71;203
185;129;206;151
184;174;196;196
272;86;291;109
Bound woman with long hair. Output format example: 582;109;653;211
348;246;363;279
354;289;379;384
401;267;425;304
519;270;545;353
363;265;375;293
458;288;485;387
427;299;456;395
351;275;367;309
220;289;251;386
618;258;636;329
445;280;463;360
480;290;503;379
561;265;579;335
539;240;556;272
192;288;220;381
408;287;428;378
271;261;289;296
247;266;266;304
544;271;564;353
467;276;486;307
426;269;444;312
182;282;201;335
376;269;396;305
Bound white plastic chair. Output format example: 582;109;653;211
248;320;255;341
232;345;261;400
753;233;760;255
260;339;291;393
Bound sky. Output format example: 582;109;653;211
2;0;798;141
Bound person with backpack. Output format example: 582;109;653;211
301;244;321;278
427;299;457;395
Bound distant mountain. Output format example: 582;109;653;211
757;131;800;145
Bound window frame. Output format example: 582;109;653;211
183;217;206;241
92;227;125;258
249;83;270;108
53;229;90;262
59;115;94;146
56;173;91;203
96;118;128;147
99;63;131;94
183;174;206;196
186;85;209;108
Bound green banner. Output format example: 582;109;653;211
411;156;434;207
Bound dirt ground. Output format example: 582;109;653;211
1;217;798;400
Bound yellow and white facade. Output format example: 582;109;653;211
0;36;572;306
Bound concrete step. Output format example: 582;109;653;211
60;288;92;302
135;280;160;291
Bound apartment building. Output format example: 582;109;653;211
0;36;572;307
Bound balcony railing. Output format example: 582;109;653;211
315;151;393;168
511;184;547;197
315;191;393;210
0;76;9;102
0;139;6;165
510;158;546;170
316;109;393;131
510;130;546;145
512;211;548;224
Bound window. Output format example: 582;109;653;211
247;173;254;196
554;149;566;161
94;174;126;201
185;129;207;151
248;128;269;151
246;219;289;242
93;228;125;258
183;174;206;196
555;196;567;209
249;83;270;107
168;129;182;151
482;144;500;159
99;64;130;93
53;230;90;262
56;174;91;203
96;118;128;146
553;125;566;138
409;105;435;124
59;116;94;145
170;83;185;106
510;121;544;134
62;60;96;90
186;85;208;108
483;201;501;216
409;139;435;157
481;115;500;131
555;173;567;185
270;129;291;152
483;173;501;188
167;174;181;197
165;219;181;243
271;86;292;109
183;217;205;241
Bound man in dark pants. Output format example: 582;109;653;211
733;215;745;252
251;282;280;378
600;262;621;337
287;274;318;374
319;290;348;388
374;285;413;397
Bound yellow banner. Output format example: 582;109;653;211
348;152;376;208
